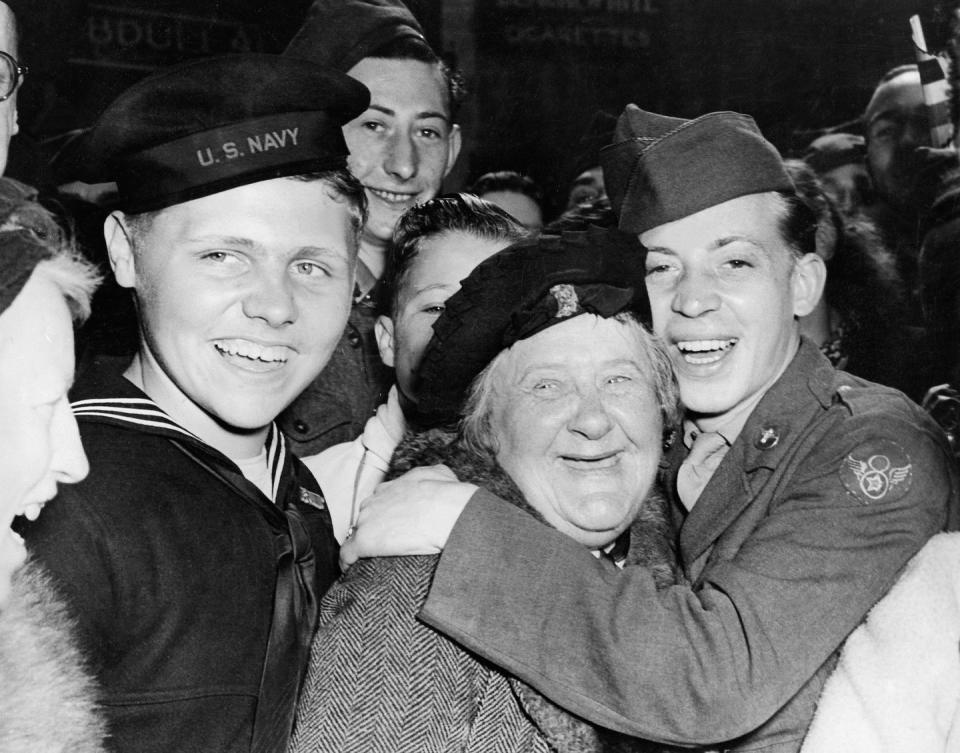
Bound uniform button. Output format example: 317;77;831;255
293;420;309;434
755;426;780;450
347;332;361;347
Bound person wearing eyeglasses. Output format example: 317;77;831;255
0;3;25;176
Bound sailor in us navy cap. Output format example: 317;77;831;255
24;54;369;753
339;106;960;752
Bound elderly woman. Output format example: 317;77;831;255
0;177;104;752
289;228;681;753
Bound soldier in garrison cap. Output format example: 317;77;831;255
280;0;465;457
22;54;369;753
338;105;960;753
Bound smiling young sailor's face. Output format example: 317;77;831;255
108;177;356;455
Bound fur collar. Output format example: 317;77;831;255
0;561;105;752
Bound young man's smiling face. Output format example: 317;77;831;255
108;177;357;455
343;57;461;251
642;192;824;423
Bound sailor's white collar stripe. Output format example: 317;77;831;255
71;398;159;415
72;395;289;495
265;424;286;501
71;397;199;440
69;409;200;442
72;402;184;420
71;397;154;406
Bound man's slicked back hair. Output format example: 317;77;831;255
773;190;818;259
370;35;467;121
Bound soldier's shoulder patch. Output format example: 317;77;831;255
839;438;913;505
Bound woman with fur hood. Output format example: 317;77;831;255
288;229;684;753
0;177;105;752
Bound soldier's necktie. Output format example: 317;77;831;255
677;431;730;510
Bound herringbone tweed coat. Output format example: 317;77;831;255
288;428;682;753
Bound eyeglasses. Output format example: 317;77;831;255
0;52;26;102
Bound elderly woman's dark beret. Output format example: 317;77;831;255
414;225;649;426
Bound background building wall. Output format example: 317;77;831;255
8;0;949;217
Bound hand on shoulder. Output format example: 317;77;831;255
339;464;477;570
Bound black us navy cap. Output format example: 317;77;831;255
68;54;370;213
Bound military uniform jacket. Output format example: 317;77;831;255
420;339;960;752
279;287;392;457
24;358;340;753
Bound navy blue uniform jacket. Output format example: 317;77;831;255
24;358;340;753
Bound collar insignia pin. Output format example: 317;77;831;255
755;426;780;450
299;487;326;510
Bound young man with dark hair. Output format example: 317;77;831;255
281;0;465;455
24;54;369;753
302;193;527;541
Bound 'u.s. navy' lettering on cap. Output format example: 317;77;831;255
62;54;369;213
116;113;344;212
196;125;300;167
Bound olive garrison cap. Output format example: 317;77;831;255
69;54;369;213
284;0;428;72
601;105;794;234
415;226;650;426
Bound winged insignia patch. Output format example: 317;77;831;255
839;440;913;504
